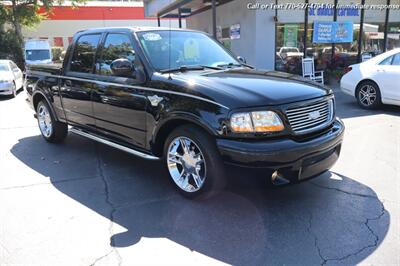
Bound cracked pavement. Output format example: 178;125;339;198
0;86;399;265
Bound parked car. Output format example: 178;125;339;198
277;47;303;60
341;48;400;109
24;39;52;65
25;27;344;197
0;60;23;97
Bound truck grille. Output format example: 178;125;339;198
286;99;333;134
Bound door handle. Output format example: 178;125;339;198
377;69;386;72
65;80;72;86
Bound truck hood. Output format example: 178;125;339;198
169;68;331;108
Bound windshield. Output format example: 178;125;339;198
137;30;240;71
26;50;51;61
0;63;9;72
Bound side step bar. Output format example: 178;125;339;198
69;127;160;160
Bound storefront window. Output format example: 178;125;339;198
275;23;305;74
388;22;400;50
332;0;361;69
362;0;386;59
275;0;305;74
387;8;400;50
306;0;334;71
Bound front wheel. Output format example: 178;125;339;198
36;100;68;143
163;125;225;198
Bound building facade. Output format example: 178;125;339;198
21;1;184;49
144;0;400;75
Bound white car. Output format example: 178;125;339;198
341;48;400;109
0;60;24;97
277;47;303;60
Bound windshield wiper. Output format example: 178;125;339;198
160;65;222;74
216;63;242;68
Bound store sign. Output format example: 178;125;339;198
309;7;359;17
313;21;353;43
230;24;240;40
284;25;298;47
390;27;400;33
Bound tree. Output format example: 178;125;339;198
0;0;85;64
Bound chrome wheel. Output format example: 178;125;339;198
38;104;53;138
167;136;206;193
359;85;377;107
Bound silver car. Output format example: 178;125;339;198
0;60;23;97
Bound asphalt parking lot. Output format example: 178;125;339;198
0;85;399;266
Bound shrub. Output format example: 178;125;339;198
0;30;25;69
51;46;65;63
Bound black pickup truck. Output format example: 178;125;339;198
25;27;344;197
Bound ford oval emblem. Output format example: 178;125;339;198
308;110;321;120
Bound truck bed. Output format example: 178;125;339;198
26;63;63;76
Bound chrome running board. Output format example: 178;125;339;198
69;127;160;160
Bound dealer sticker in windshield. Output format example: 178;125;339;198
142;33;162;41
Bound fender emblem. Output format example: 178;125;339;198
308;110;321;120
147;95;164;107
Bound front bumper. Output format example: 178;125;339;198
0;83;14;95
217;119;344;181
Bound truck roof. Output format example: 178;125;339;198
25;39;51;50
75;26;199;35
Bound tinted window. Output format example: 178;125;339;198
26;50;51;61
98;33;135;76
137;31;239;71
392;53;400;66
70;34;101;73
379;56;393;65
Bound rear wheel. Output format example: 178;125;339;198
36;100;68;143
356;81;381;109
163;125;225;198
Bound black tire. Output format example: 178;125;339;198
163;125;226;198
36;100;68;143
356;81;381;109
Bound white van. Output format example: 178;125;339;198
25;39;52;65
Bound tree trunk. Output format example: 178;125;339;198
11;0;24;47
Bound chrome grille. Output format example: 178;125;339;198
286;99;333;134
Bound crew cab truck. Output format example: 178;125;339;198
25;27;344;197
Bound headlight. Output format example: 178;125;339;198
230;111;284;133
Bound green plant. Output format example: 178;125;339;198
327;68;345;81
51;46;64;63
0;0;86;64
0;29;24;68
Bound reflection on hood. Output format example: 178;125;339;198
0;72;13;81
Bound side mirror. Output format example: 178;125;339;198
110;58;135;78
237;56;246;64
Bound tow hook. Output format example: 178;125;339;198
271;170;291;186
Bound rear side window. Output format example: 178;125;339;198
379;56;393;65
97;33;135;76
10;61;18;70
70;34;101;73
392;53;400;66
